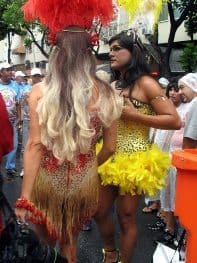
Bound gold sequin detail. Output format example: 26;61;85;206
30;115;102;242
117;98;154;153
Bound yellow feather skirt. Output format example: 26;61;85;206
97;143;170;196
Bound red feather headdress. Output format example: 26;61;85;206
22;0;114;43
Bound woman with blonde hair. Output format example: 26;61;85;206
14;1;123;262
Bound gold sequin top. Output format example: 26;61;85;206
117;97;154;154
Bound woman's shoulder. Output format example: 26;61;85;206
30;81;44;100
137;75;158;88
137;75;163;97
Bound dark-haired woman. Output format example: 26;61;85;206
15;28;123;263
95;31;181;263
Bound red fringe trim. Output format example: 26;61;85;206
15;197;94;241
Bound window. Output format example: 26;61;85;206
159;3;168;22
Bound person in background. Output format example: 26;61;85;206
31;68;43;85
180;73;197;149
148;82;191;245
0;93;13;234
178;73;197;104
0;63;21;180
158;77;169;92
0;93;13;178
14;71;26;98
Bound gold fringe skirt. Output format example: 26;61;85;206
28;159;99;244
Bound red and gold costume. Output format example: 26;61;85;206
27;116;101;241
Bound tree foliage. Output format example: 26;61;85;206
179;43;197;72
0;0;50;59
149;0;196;76
184;10;197;40
175;0;197;40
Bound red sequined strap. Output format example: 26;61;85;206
15;197;46;224
15;197;35;212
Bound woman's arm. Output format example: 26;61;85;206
122;76;181;130
97;120;117;166
15;84;43;222
20;84;43;200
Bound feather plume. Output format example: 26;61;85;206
22;0;114;42
117;0;167;29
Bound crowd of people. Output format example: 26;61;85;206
0;1;196;263
143;73;197;248
0;64;43;180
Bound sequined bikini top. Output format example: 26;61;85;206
117;97;154;154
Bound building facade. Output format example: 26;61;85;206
0;5;196;74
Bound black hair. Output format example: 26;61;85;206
109;31;150;89
166;81;179;98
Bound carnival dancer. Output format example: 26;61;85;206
95;31;181;263
14;1;123;262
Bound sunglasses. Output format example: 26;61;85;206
109;45;123;52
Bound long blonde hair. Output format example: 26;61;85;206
37;28;122;162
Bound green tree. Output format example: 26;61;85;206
148;0;196;76
0;0;50;62
184;10;197;41
179;43;197;72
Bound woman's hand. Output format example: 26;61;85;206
15;207;28;224
121;97;137;120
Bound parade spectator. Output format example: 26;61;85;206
0;93;13;234
180;73;197;149
149;82;191;244
0;93;13;164
95;31;181;263
158;77;169;91
14;70;26;98
0;63;21;180
30;68;43;85
178;73;197;104
183;99;197;149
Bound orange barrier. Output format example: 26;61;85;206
172;149;197;263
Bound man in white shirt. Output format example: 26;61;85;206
178;73;197;149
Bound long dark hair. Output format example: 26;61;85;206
109;31;150;89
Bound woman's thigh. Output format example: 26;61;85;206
116;194;141;223
95;178;118;217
